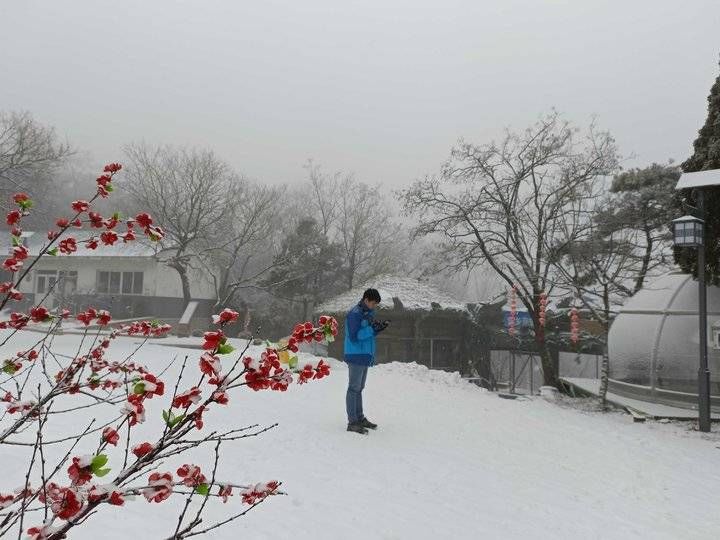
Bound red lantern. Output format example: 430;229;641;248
508;285;518;337
570;306;579;344
538;292;547;327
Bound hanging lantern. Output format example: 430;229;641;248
508;285;518;337
570;306;579;344
538;292;547;328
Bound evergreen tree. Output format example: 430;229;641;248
262;217;344;321
676;63;720;284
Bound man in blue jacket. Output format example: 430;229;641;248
344;288;389;434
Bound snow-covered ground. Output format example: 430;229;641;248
2;331;720;539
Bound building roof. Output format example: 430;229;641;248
315;275;469;313
1;231;158;258
675;169;720;190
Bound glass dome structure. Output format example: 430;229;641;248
608;272;720;411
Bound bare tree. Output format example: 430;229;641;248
201;181;283;309
401;112;620;387
296;161;407;291
121;143;234;304
0;110;73;210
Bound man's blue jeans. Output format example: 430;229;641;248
346;362;369;424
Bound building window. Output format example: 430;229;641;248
97;271;144;295
714;329;720;350
36;270;77;296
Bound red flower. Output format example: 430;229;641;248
67;456;93;485
102;427;119;446
199;352;221;377
55;487;83;519
202;330;225;350
13;245;29;260
71;200;90;213
89;212;104;228
47;230;58;240
71;218;82;228
3;258;21;272
212;390;229;404
0;492;15;509
135;213;153;229
298;364;314;384
104;163;122;173
100;231;118;246
142;472;173;503
59;237;77;254
138;373;165;398
132;442;154;458
123;230;136;242
96;310;112;326
212;308;239;325
30;306;51;323
6;209;21;226
76;310;94;326
56;217;69;228
27;524;55;539
193;405;206;430
13;193;30;204
96;174;112;187
0;283;22;300
122;394;146;425
172;386;201;409
176;464;207;488
108;491;125;506
314;359;330;380
241;481;279;505
218;485;232;503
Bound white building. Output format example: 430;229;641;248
2;232;216;327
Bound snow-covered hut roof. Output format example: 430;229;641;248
0;231;158;258
315;275;469;313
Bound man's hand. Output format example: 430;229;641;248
372;320;390;333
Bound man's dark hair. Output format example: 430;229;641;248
362;288;381;303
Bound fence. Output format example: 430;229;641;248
485;350;601;395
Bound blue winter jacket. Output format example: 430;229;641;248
343;301;377;366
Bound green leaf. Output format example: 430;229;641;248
47;248;59;257
163;409;184;427
216;343;235;355
288;355;298;370
112;211;122;220
18;200;33;210
94;467;111;477
91;454;109;475
2;362;17;375
133;382;146;395
11;236;20;247
195;483;210;496
106;183;114;192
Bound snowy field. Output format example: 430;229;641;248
3;331;720;540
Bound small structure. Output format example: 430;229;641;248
608;272;720;411
1;232;216;332
315;276;471;373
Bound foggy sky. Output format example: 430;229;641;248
1;0;719;187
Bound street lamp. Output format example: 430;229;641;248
675;170;720;432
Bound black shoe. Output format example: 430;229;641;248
347;422;369;435
359;417;377;430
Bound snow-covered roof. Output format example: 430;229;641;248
315;275;469;313
1;231;158;258
675;169;720;190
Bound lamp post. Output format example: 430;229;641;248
672;211;711;432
